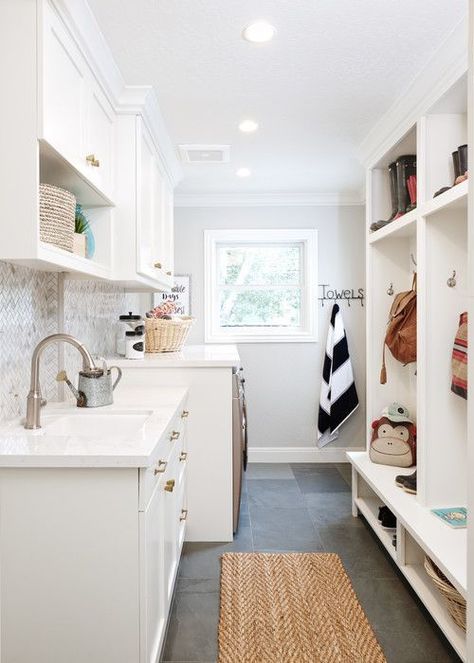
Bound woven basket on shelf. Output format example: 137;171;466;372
424;556;466;631
145;316;194;353
39;183;76;252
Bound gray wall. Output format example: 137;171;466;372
174;204;366;452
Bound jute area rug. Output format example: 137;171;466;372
218;552;386;663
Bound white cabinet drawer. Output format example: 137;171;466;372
139;409;187;511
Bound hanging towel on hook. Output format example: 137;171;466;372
318;303;359;448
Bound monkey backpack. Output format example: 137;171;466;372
370;416;416;467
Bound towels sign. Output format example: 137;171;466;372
318;284;365;307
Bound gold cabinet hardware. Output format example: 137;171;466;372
179;508;188;522
154;262;162;269
170;430;180;441
181;410;189;419
166;271;172;276
179;451;187;462
164;479;175;493
86;154;100;167
154;459;167;475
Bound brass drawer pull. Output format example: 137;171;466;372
164;479;175;493
86;154;100;167
154;262;162;269
154;459;167;475
181;410;189;419
166;271;172;276
179;451;187;462
170;430;180;441
179;508;188;522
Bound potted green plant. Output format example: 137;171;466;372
74;204;90;257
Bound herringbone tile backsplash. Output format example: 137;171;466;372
0;261;140;422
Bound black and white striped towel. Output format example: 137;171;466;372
317;303;359;448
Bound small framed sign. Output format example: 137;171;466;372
154;275;191;315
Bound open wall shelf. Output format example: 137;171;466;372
362;69;469;659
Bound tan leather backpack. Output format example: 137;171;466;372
380;274;417;384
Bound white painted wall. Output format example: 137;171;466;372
174;205;366;454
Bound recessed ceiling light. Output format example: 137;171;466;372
239;119;259;133
236;167;251;177
242;21;276;44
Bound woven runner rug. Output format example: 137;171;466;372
218;552;386;663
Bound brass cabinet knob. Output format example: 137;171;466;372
164;479;175;492
179;508;188;522
181;410;189;419
179;451;187;462
166;271;172;276
86;154;100;167
154;262;162;269
170;430;180;441
153;459;167;475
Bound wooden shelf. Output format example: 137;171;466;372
347;452;467;597
368;208;417;244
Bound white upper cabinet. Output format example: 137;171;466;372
41;3;87;172
113;114;174;291
40;1;115;202
85;81;115;197
0;0;180;288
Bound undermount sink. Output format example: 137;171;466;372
42;411;153;439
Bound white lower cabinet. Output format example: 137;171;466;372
0;402;188;663
140;479;167;663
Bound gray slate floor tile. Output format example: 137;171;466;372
305;490;361;527
246;462;294;480
247;478;305;509
291;465;351;493
162;578;219;662
250;505;324;552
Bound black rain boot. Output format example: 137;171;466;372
370;161;398;232
396;155;416;215
456;144;468;183
434;150;461;197
453;149;461;179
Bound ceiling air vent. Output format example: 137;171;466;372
178;144;230;164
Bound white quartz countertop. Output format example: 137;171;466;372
0;387;188;469
108;344;241;368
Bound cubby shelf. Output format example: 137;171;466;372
368;208;417;244
423;179;468;217
353;495;397;561
400;564;466;661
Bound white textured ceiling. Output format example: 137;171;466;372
89;0;467;196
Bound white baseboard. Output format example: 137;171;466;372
248;446;366;463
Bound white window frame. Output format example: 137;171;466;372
204;229;318;343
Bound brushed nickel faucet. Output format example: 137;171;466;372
25;334;97;429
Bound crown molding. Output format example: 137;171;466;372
358;18;468;168
175;191;365;208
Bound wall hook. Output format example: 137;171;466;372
387;282;394;296
447;270;456;288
